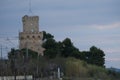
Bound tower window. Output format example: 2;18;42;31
38;36;41;39
32;36;35;38
27;35;30;38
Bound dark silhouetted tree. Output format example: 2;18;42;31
43;38;59;58
89;46;105;67
61;38;80;57
42;31;54;41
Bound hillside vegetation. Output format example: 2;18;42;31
62;57;120;80
0;31;120;80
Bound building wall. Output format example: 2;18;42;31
19;15;44;55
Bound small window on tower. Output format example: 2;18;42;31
27;35;30;39
32;36;35;38
38;36;41;39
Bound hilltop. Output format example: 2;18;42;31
0;31;120;80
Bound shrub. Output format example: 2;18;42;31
64;57;88;77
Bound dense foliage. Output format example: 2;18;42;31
42;31;105;67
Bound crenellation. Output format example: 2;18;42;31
22;15;39;21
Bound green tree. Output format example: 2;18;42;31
42;31;105;67
89;46;105;67
42;31;63;58
8;48;38;60
61;38;80;57
43;38;59;58
42;31;54;41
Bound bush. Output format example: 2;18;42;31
64;57;88;77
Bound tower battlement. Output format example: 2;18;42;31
22;15;39;22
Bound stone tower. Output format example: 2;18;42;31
19;15;44;55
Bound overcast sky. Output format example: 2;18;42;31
0;0;120;68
